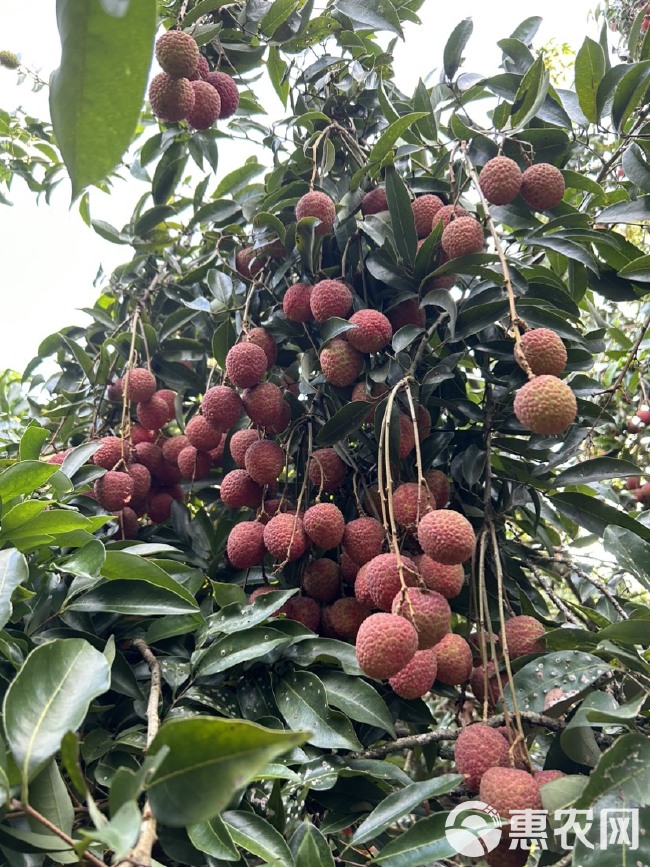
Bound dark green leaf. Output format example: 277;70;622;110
373;813;456;865
0;549;29;631
335;0;403;37
223;811;293;866
188;815;238;860
194;627;291;676
554;458;641;487
0;462;58;502
550;492;650;542
596;195;650;223
319;671;395;736
443;18;473;81
385;163;417;265
368;113;428;165
612;60;650;132
575;37;606;123
510;54;549;128
316;402;372;446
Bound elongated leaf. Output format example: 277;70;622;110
0;549;28;631
550;492;650;542
617;254;650;281
504;651;611;715
274;670;361;749
443;18;473;81
188;815;238;860
19;426;49;462
368;113;428;165
147;717;307;826
260;0;298;37
29;760;75;840
319;671;395;736
292;822;334;867
3;638;111;783
510;54;549;129
316;402;373;446
373;813;456;865
68;581;199;616
0;462;58;502
223;811;294;866
50;0;156;198
100;550;197;606
194;627;291;676
554;458;640;487
335;0;403;37
603;526;650;588
596;195;650;224
385;163;417;265
575;37;606;123
612;60;650;132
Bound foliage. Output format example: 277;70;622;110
0;1;650;866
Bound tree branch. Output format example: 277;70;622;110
9;800;106;867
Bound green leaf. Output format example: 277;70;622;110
622;142;650;192
3;638;111;784
552;491;650;542
292;822;334;867
201;590;297;639
316;402;372;446
0;549;28;631
575;37;606;123
100;551;198;606
260;0;298;37
385;163;417;265
214;159;264;198
50;0;156;198
351;776;462;845
223;811;294;865
318;671;395;736
554;458;641;488
274;670;361;750
561;692;617;767
78;801;141;859
183;0;233;26
335;0;403;38
510;54;550;128
617;253;650;281
0;462;58;502
29;760;75;840
58;540;105;580
19;426;49;462
187;815;238;860
268;45;290;107
373;813;456;865
60;442;101;480
603;527;650;589
504;651;611;715
612;60;650;132
577;733;650;808
194;627;292;676
68;581;199;616
596;195;650;224
443;18;473;81
147;717;307;826
211;317;237;369
368;113;428;165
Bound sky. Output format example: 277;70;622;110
0;0;597;373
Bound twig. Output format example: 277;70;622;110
529;564;590;628
9;800;106;867
596;106;650;184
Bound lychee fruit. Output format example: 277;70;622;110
187;79;221;128
504;615;545;658
134;441;163;473
230;429;260;467
516;328;567;377
286;596;320;631
454;723;510;792
137;395;170;431
155;30;200;79
520;163;565;211
204;71;239;118
308;448;347;492
303;503;345;549
485;841;529;867
162;435;190;466
413;555;464;598
441;216;484;259
302;559;341;603
389;649;438;699
536;769;565;787
127;463;152;503
125;368;157;402
471;661;507;707
479;767;542;818
346;310;392;353
387;298;425;332
0;51;20;70
366;553;420;612
479;156;522;205
412;194;444;238
424;469;450;508
264;398;291;435
416;405;431;440
201;385;243;431
92;436;126;471
361;187;388;216
244;439;284;485
283;283;314;323
340;550;359;583
391;483;435;530
226;342;267;388
350;381;388;422
245;327;277;370
220;469;264;509
638;408;650;424
320;338;363;387
148;73;195;122
94;471;134;511
432;203;468;231
513;375;577;435
392;587;451;648
148;491;174;523
188;54;209;81
115;507;139;540
355;613;419;680
417;510;476;565
154;389;178;422
328;597;370;640
235;246;265;279
342;517;384;565
177;445;212;480
295;191;336;236
153;460;182;486
354;563;374;608
130;425;155;445
186;415;223;451
397;413;416;460
263;513;308;562
433;633;473;685
227;521;267;569
240;382;284;429
310;279;353;322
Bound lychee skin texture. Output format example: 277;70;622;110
92;436;125;471
155;31;200;79
342;517;384;566
471;662;506;707
416;405;431;440
387;298;426;332
201;386;243;432
310;279;353;322
455;724;510;793
412;195;444;238
536;769;565;787
517;328;567;376
220;469;264;510
303;503;345;549
131;425;155;445
520;163;565;211
513;375;577;435
136;396;170;431
94;471;134;511
328;597;370;640
128;463;152;502
230;429;260;467
340;551;359;583
226;343;268;389
398;413;416;460
302;559;341;603
204;71;239;118
479;767;542;818
148;492;174;524
235;247;265;279
355;613;419;680
154;389;177;422
227;521;267;569
187;79;221;128
148;73;195;122
441;216;484;259
361;187;388;216
162;435;190;467
177;446;212;480
134;442;163;473
504;615;546;658
242;382;285;428
320;338;363;387
286;596;320;632
186;415;223;451
125;368;157;403
346;310;393;353
107;378;123;402
263;513;308;562
246;327;277;370
264;398;291;435
350;381;388;422
354;563;374;608
115;507;139;539
244;439;285;485
295;191;336;236
413;555;464;598
485;841;529;867
479;156;522;205
433;633;473;685
432;204;468;231
392;483;435;530
389;649;438;699
392;587;451;648
424;469;450;508
283;283;313;323
417;510;476;565
308;448;347;492
367;553;420;612
188;55;209;81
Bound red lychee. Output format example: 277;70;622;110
226;342;267;389
412;194;444;238
155;30;200;78
92;436;126;471
340;550;359;583
242;382;285;429
162;435;190;467
130;425;156;445
417;510;476;565
136;395;170;431
354;563;374;608
220;469;264;509
263;513;308;562
320;338;363;387
413;555;464;598
520;163;565;211
328;597;370;640
227;521;267;569
286;596;320;631
235;246;265;279
361;187;388;216
441;216;484;259
504;615;545;658
392;587;451;648
424;469;450;508
416;405;431;440
432;203;468;231
149;73;195;122
230;429;260;467
479;156;522;205
187;79;221;128
115;507;139;540
303;503;345;549
397;413;416;460
295;190;336;236
310;279;353;322
342;517;384;565
433;633;473;685
127;463;152;503
479;767;542;818
536;769;565;787
308;448;347;492
201;385;243;432
204;71;239;118
188;55;209;81
387;298;425;332
125;368;157;403
154;389;178;422
244;439;284;485
283;283;314;323
148;491;174;523
134;441;163;473
264;398;291;435
389;649;438;699
177;445;212;480
365;553;419;611
186;415;223;451
355;613;419;680
94;471;134;511
346;310;392;353
471;661;507;707
455;723;510;792
391;483;435;530
516;328;567;377
350;381;388;422
245;327;277;370
302;559;341;603
514;375;577;435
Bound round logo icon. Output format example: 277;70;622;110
445;800;503;857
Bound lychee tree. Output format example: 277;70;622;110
1;1;650;866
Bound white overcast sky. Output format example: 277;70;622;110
0;0;596;372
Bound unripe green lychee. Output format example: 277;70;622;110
310;279;353;322
391;483;435;530
308;447;347;492
226;520;267;568
263;513;308;562
355;613;419;679
295;190;336;236
434;633;473;685
417;510;476;565
328;597;370;640
186;415;223;451
177;445;212;480
412;194;444;238
412;555;464;598
244;439;284;485
516;328;567;376
342;517;384;565
479;156;522;205
520;163;565;211
392;587;451;648
346;310;392;353
94;471;134;511
125;368;157;402
220;469;264;509
513;375;577;435
320;338;363;387
504;615;545;658
303;503;345;549
155;30;200;78
366;553;420;612
302;559;341;603
242;382;286;429
361;187;388;216
389;649;438;699
148;72;195;122
454;723;510;792
283;283;313;322
479;767;542;818
204;71;239;117
187;79;221;129
226;342;267;388
441;216;484;259
201;385;243;432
